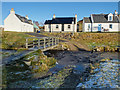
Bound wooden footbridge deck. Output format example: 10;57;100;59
26;37;60;51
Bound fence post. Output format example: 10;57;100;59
38;38;40;49
26;38;28;49
44;38;46;49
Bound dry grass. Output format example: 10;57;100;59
41;32;119;50
2;31;33;49
72;32;119;49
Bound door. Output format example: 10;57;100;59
98;24;101;32
62;24;64;31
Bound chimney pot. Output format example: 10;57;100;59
115;10;118;16
53;14;55;19
75;14;77;18
11;8;14;11
26;15;29;19
10;8;15;14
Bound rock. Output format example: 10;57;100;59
23;60;31;66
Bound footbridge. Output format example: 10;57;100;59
26;37;60;51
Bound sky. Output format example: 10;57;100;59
1;2;119;25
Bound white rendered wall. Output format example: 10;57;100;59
44;24;77;32
4;14;21;32
64;24;74;32
119;23;120;31
21;22;34;32
83;23;91;32
83;22;119;32
4;11;34;32
44;24;50;32
92;23;119;32
51;24;61;32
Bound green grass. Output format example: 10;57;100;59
24;49;56;73
2;31;33;49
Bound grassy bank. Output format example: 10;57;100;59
2;31;33;49
40;32;120;51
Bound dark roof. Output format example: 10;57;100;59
77;20;83;23
84;17;91;23
92;14;119;23
45;17;76;24
15;14;33;25
45;20;52;24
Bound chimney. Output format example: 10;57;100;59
115;10;118;16
53;14;55;19
75;14;77;18
26;15;29;19
75;14;77;24
10;8;15;14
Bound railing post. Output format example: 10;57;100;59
26;38;28;49
33;39;35;48
57;37;59;44
38;38;40;49
49;37;51;47
55;38;56;45
52;38;54;46
44;38;46;49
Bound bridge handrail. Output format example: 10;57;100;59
25;37;59;39
25;37;60;50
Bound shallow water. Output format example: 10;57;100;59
77;59;120;88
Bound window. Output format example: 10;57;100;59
88;24;90;29
68;25;70;29
109;24;112;29
109;16;112;21
46;26;47;29
56;25;59;29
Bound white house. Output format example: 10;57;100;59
4;8;34;32
83;10;120;32
44;14;77;32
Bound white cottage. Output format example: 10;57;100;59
4;8;34;32
83;10;120;32
44;14;77;32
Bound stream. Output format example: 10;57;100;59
1;49;120;88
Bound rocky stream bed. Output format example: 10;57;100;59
2;49;120;89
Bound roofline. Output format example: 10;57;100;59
15;14;33;25
21;21;33;25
